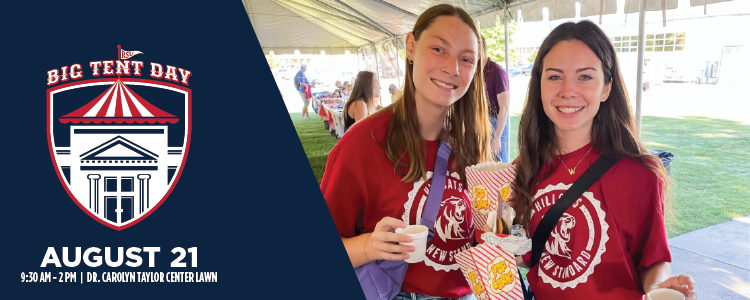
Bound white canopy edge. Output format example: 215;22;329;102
263;47;359;55
690;0;735;5
624;0;678;13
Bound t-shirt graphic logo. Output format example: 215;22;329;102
47;45;192;230
546;213;576;259
435;196;469;242
403;171;472;272
532;183;609;289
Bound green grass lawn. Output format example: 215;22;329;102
294;112;750;238
641;116;750;237
292;113;341;184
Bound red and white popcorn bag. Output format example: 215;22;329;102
455;244;524;300
465;162;517;240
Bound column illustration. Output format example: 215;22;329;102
138;174;151;214
87;174;101;214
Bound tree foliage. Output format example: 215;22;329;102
480;16;520;64
527;50;538;63
265;51;281;69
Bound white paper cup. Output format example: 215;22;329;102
647;288;686;300
396;225;429;263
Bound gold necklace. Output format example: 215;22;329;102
559;146;593;175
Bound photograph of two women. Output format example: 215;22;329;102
255;0;750;299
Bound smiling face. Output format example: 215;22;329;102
406;15;478;111
541;39;612;143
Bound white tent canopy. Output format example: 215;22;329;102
244;0;502;55
244;0;733;54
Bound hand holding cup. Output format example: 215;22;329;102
364;217;415;262
395;225;429;263
647;274;697;300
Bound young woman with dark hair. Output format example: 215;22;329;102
510;20;697;300
343;70;379;130
321;4;493;299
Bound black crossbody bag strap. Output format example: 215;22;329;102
521;155;619;300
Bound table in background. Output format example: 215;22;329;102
316;98;345;138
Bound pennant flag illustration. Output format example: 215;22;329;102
119;45;143;60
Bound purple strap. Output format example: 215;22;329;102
353;139;453;300
420;141;452;242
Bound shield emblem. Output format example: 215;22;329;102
47;78;191;230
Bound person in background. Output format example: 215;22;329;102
341;81;349;97
510;20;697;300
342;82;353;99
480;35;511;163
333;80;343;97
294;64;314;120
388;83;399;104
343;71;380;131
321;4;492;299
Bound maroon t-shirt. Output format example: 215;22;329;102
321;110;473;298
521;145;671;299
483;59;509;117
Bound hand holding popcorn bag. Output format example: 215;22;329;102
455;242;525;300
465;162;517;242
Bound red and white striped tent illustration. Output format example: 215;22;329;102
59;79;179;124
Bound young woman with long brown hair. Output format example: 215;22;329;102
343;70;380;131
321;4;492;299
510;20;697;300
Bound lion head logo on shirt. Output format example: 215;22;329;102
435;196;469;242
403;171;473;272
531;183;610;289
546;213;576;259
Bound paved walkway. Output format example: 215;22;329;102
669;216;750;299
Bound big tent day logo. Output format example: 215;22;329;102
46;46;192;230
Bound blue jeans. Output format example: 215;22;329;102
489;115;510;163
393;291;478;300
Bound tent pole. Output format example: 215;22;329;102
395;40;402;88
504;3;510;73
635;0;647;136
372;43;380;78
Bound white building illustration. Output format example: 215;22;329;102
52;79;185;227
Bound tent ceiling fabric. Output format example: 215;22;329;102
579;0;618;18
338;0;415;36
247;0;734;55
476;11;501;30
624;0;678;13
248;0;506;54
544;0;578;21
517;1;544;22
690;0;733;5
247;0;362;54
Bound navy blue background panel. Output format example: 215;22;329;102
0;0;364;298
